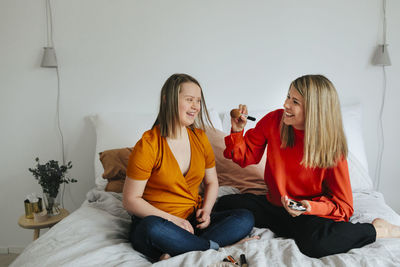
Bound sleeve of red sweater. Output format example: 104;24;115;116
223;117;268;168
306;158;354;221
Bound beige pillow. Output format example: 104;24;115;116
206;129;268;195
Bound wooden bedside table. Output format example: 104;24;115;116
18;208;69;240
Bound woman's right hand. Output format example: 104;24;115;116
231;104;248;132
169;215;194;234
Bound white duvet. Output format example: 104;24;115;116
11;184;400;267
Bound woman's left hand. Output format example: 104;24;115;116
281;195;311;217
196;208;211;229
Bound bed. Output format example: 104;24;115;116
11;104;400;267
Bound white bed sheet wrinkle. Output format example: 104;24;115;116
11;187;400;267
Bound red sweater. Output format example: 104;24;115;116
224;109;353;222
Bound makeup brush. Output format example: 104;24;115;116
230;109;256;121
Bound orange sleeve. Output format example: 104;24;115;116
126;136;156;180
306;158;354;221
200;130;216;169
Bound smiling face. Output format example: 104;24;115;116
283;85;305;130
178;82;202;127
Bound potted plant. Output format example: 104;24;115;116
29;157;77;215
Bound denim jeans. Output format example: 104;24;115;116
129;209;254;260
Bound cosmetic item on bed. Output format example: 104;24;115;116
240;254;248;267
225;255;239;265
230;109;256;121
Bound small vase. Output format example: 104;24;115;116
44;193;60;216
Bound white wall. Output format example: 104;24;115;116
1;0;399;249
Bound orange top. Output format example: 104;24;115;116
224;109;353;222
126;126;215;219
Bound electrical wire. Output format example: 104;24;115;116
56;66;67;208
374;0;388;191
45;0;67;208
45;0;49;46
383;0;387;45
374;66;386;190
45;0;55;48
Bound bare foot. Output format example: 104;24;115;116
372;218;400;238
225;235;260;248
159;253;171;261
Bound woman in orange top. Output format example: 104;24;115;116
123;73;255;261
216;74;400;257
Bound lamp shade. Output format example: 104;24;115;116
372;44;391;66
41;47;58;68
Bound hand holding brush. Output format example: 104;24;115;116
230;109;256;121
229;104;256;133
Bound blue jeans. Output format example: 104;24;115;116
129;209;254;260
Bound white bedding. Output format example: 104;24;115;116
11;187;400;267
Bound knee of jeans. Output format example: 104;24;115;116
136;216;166;239
234;209;255;231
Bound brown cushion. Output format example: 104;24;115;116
99;147;132;180
99;147;132;193
105;179;125;193
206;129;268;195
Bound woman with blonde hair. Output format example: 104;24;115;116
123;73;255;261
216;74;400;257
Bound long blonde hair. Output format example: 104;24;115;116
280;74;348;168
153;73;213;137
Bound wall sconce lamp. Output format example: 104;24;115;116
41;47;58;68
372;44;391;66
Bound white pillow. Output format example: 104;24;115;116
347;152;373;192
341;104;369;175
207;109;223;132
89;112;156;189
